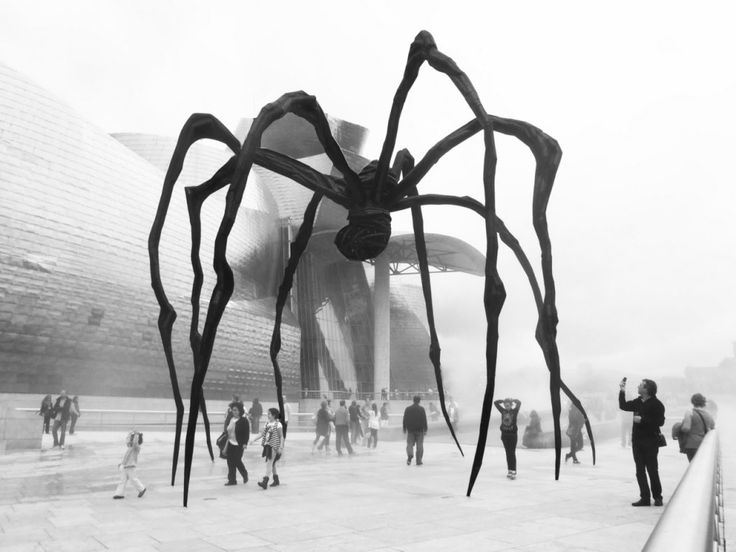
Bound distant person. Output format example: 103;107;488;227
38;394;53;435
334;400;354;456
366;403;380;448
69;396;81;435
619;378;666;507
311;401;331;454
52;390;72;449
380;402;390;426
360;400;371;445
428;401;440;422
448;397;459;428
565;403;585;464
324;399;335;453
224;403;250;486
522;409;542;448
256;408;284;489
494;397;521;479
403;395;428;466
679;393;715;462
249;398;263;435
348;400;364;444
113;431;146;499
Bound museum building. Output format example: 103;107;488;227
0;62;484;402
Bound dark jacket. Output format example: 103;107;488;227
348;404;362;422
53;396;71;422
403;403;428;433
234;416;250;446
618;391;665;443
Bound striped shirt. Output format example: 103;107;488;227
259;420;283;450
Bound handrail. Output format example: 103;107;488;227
642;429;725;551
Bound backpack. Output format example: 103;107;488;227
501;411;516;433
671;422;687;454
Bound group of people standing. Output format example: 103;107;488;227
38;390;80;449
312;398;389;455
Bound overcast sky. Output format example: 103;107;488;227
2;1;734;401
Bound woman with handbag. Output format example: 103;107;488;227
224;403;250;486
680;393;716;462
256;408;284;489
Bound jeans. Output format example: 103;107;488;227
632;440;662;500
406;431;425;463
335;425;353;454
501;432;517;471
226;442;247;483
52;419;68;446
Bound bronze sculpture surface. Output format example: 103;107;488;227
149;30;594;506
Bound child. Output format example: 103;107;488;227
113;430;146;499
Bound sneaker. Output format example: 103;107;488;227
60;445;65;450
138;488;146;498
572;458;580;464
416;462;423;466
654;498;663;506
406;456;413;466
224;481;237;486
113;495;124;499
631;499;651;507
509;471;517;480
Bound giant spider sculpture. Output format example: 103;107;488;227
149;30;595;507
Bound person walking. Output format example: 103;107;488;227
69;396;81;435
402;395;428;466
256;408;284;489
565;403;585;464
113;431;146;499
224;403;250;486
52;390;72;449
311;400;331;454
494;398;521;479
679;392;715;462
348;400;364;444
366;403;380;448
619;378;666;507
249;398;263;435
38;394;53;435
334;400;354;456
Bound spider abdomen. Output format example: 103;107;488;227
334;208;391;261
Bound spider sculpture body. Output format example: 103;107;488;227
149;30;595;507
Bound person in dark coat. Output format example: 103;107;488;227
38;394;53;434
52;390;72;449
224;394;244;431
311;401;331;454
249;398;263;435
619;378;666;507
402;395;428;466
224;403;250;486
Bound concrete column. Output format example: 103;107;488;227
373;253;391;400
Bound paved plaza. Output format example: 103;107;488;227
2;410;733;552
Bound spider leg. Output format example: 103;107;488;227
185;156;240;462
181;93;358;506
270;193;323;436
391;149;464;456
392;113;573;481
148;114;240;487
376;33;505;497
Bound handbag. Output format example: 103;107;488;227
216;431;228;459
656;431;667;447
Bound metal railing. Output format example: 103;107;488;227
642;430;726;551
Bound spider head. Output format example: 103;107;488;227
334;207;392;261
